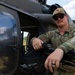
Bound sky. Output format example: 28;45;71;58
46;0;75;20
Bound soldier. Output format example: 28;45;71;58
31;8;75;75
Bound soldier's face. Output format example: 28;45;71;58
53;14;68;28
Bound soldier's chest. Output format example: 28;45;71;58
51;32;72;47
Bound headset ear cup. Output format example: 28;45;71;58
59;50;75;72
63;50;75;61
59;61;75;72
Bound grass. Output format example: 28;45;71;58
23;39;26;46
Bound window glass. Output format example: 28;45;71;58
23;32;28;46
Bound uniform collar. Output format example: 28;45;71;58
55;25;71;34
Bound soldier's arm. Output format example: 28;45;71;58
30;31;53;50
57;35;75;53
38;31;53;42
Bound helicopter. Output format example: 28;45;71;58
0;0;75;75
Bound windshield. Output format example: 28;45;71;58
46;0;75;20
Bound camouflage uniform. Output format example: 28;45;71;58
38;24;75;75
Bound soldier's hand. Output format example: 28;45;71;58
44;48;64;72
32;38;43;50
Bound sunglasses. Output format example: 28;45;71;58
52;14;65;21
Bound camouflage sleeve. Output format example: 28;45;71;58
58;34;75;53
38;31;53;42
